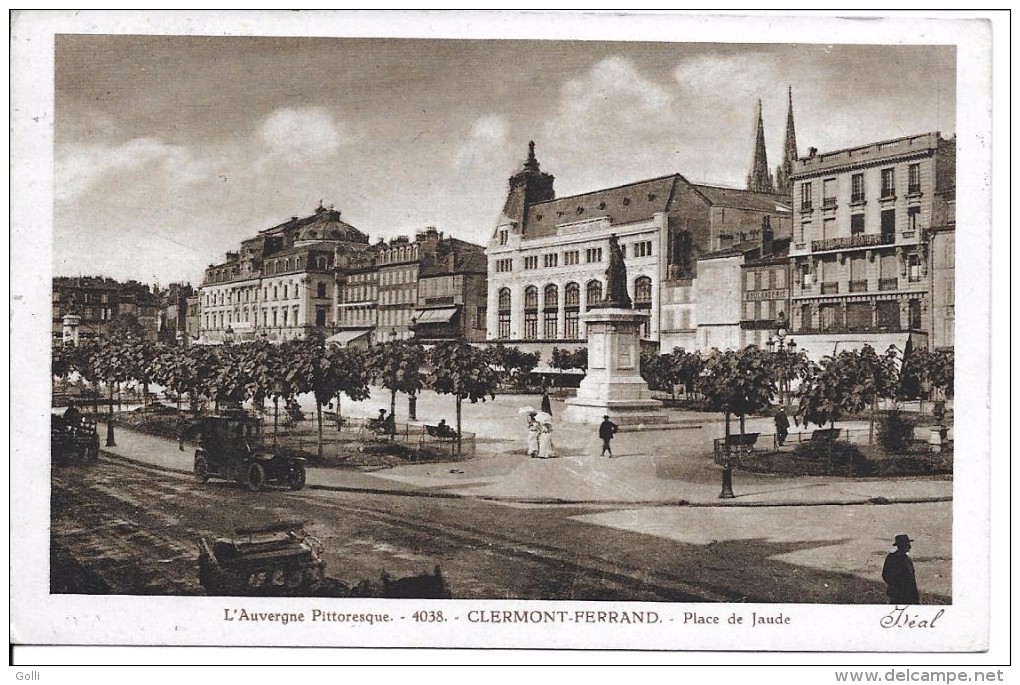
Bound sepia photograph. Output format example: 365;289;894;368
9;10;1002;665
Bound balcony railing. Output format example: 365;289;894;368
850;192;866;204
800;201;813;212
810;232;894;252
849;280;868;293
797;324;904;335
820;282;839;295
880;188;896;200
907;183;922;195
878;278;898;291
822;197;837;209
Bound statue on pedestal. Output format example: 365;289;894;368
600;234;632;309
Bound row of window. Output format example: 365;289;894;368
799;299;922;332
500;242;654;273
380;287;415;305
802;206;922;245
800;253;923;290
800;163;922;210
378;245;420;265
743;268;788;291
204;281;330;308
379;266;417;286
498;277;654;312
204;304;330;329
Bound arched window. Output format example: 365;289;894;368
564;282;581;339
523;286;539;339
497;287;512;339
634;276;653;306
498;288;511;311
543;284;559;338
543;284;558;309
564;282;580;308
586;280;603;311
524;286;539;310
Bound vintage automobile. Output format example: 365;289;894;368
198;520;326;595
191;412;307;492
51;414;100;465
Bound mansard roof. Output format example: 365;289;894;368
522;174;681;239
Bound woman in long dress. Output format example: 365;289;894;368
538;421;555;459
526;413;540;458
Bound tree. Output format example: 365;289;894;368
550;347;587;387
698;346;777;444
767;347;812;411
641;348;704;400
900;346;955;407
426;341;500;454
292;339;372;458
369;340;427;432
795;345;899;431
89;338;133;446
484;344;540;388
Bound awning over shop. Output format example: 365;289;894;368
326;329;372;346
413;307;459;324
795;332;912;365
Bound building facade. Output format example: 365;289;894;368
487;142;791;353
334;228;488;345
198;204;370;342
52;276;161;344
788;132;955;358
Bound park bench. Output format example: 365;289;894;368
422;424;459;442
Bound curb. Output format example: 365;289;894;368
99;450;952;509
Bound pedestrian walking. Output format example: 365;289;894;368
526;412;540;458
540;389;552;416
537;420;555;459
882;534;920;604
599;415;618;457
774;408;790;447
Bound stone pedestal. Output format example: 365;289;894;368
563;308;664;426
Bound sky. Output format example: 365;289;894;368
53;34;956;287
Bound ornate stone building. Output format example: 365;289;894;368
333;228;488;345
788;132;956;359
486;142;791;354
198;203;370;342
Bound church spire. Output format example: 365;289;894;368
775;86;799;196
500;140;555;229
746;99;775;194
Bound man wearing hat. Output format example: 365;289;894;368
882;534;919;604
598;415;619;458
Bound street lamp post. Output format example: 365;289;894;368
766;324;797;412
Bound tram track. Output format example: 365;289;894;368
54;456;741;601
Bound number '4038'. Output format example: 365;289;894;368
412;610;445;623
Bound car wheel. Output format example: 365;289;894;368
245;462;266;492
288;463;306;491
194;454;210;483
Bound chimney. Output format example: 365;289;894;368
760;216;774;256
808;147;818;158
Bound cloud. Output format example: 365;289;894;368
258;106;352;159
454;114;510;169
540;56;683;192
55;137;213;202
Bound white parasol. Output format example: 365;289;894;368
534;411;553;424
517;406;537;415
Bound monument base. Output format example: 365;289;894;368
562;307;664;426
562;397;666;427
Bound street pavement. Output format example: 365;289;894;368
83;391;953;601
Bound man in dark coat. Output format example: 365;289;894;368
599;415;618;458
774;408;790;446
882;534;920;604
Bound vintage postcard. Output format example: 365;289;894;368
9;10;1004;667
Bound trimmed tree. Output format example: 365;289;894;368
426;341;500;455
369;340;428;433
698;346;777;446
